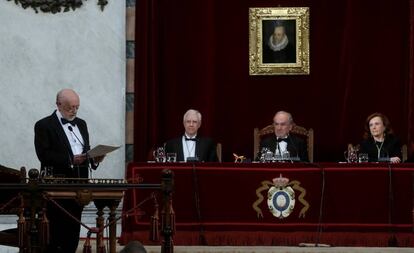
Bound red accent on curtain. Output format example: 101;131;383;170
134;0;414;162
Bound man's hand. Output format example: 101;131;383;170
93;155;105;164
73;154;87;165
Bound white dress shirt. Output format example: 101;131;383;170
56;110;84;155
276;137;288;155
182;134;197;162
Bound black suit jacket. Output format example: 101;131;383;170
259;134;308;162
164;136;218;162
34;111;96;178
359;134;402;162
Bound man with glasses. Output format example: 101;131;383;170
34;88;104;253
259;111;308;162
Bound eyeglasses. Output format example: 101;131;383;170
62;105;79;113
273;122;289;127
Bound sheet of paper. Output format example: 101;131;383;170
87;145;120;158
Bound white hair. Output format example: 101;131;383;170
183;109;202;122
275;110;294;124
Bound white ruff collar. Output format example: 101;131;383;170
268;35;289;52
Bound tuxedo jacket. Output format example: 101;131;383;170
34;111;96;178
164;136;218;162
359;134;402;162
259;134;308;162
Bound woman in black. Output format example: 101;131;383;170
359;112;402;163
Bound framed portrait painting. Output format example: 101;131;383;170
249;7;310;75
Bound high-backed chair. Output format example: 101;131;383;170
253;124;314;162
402;144;407;162
216;143;222;162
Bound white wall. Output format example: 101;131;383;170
0;1;126;179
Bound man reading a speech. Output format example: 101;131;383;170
34;88;104;253
259;111;308;162
164;109;218;162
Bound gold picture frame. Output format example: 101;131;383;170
249;7;310;75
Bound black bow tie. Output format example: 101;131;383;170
277;137;288;142
61;118;76;126
185;137;197;141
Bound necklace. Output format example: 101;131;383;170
375;141;384;159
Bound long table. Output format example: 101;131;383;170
121;162;414;247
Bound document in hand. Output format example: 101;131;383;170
87;145;120;158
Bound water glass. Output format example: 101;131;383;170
264;151;274;162
40;166;54;178
166;153;177;163
344;150;358;163
153;147;166;163
282;150;290;160
274;152;282;161
259;148;270;162
358;153;369;163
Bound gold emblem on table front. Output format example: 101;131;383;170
252;174;309;219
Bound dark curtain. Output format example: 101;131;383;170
134;0;414;162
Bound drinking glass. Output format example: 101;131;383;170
264;150;274;162
344;150;358;163
166;153;177;163
259;148;269;162
153;147;166;163
40;166;54;178
282;150;290;160
358;153;369;163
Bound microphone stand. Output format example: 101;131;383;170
191;162;207;245
299;163;330;247
276;139;282;158
387;163;397;246
315;163;326;246
68;125;88;178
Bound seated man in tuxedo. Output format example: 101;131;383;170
259;111;308;162
165;109;218;162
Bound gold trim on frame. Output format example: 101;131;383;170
249;7;310;75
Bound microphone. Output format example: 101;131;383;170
53;126;74;172
68;125;89;177
191;162;207;245
68;125;90;151
185;137;200;162
68;126;84;146
276;138;283;157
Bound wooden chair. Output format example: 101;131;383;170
216;143;222;162
253;124;314;162
402;144;407;162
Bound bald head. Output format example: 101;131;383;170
273;111;293;138
56;89;80;121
